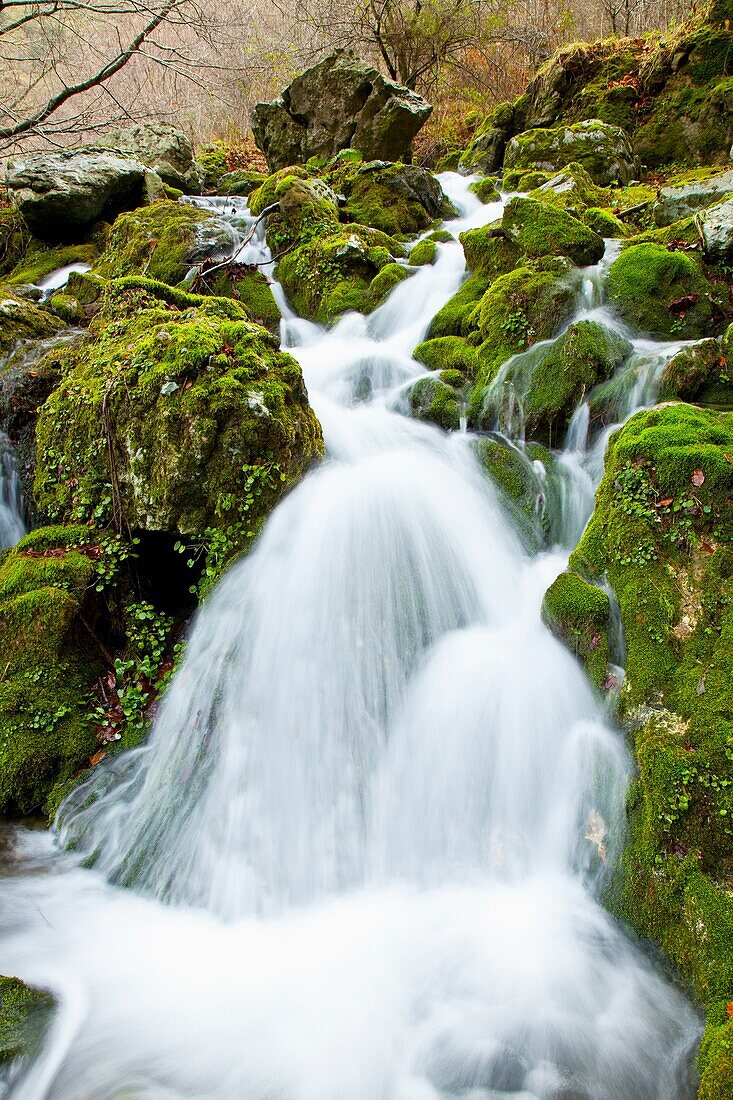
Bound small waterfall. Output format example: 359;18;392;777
0;431;25;549
0;175;701;1100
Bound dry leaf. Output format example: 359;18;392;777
692;469;705;487
90;749;106;767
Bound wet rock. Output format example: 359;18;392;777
503;119;637;188
252;50;432;171
6;150;165;239
502;196;604;266
0;975;54;1064
0;296;61;358
653;169;733;226
701;194;733;264
542;570;612;690
337;161;453;236
94;122;203;194
659;338;731;405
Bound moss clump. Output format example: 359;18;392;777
94;201;236;287
197;266;281;333
502;196;605;266
522;320;632;441
196;141;229;191
0;976;54;1065
459;226;521;281
426;275;490;339
3;242;98;289
247;165;309;216
34;280;323;548
528;163;611;216
583;207;631;238
471;262;576;388
333;161;453;237
660;338;733;406
219;170;267;197
607;242;722;339
367;262;410;306
469;177;501;204
474;435;545;548
413;336;479;378
542;571;612;690
0;525;105;815
409;238;437;266
47;292;83;324
0;295;61;358
503;120;636;188
409;376;463;431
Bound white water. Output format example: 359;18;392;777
0;431;25;548
0;176;700;1099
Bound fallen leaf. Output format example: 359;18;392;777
727;1003;733;1019
691;469;705;486
658;498;674;507
725;453;733;465
90;749;106;767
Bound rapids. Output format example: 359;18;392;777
0;175;701;1099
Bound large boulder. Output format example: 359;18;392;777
6;150;164;239
653;169;733;227
503;119;637;188
94;122;202;194
701;195;733;264
251;51;432;171
34;279;323;538
334;160;454;236
502;196;604;266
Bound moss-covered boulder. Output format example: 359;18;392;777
458;102;515;174
527;163;611;217
409;238;437;266
542;571;612;691
563;402;733;1097
653;167;733;227
34;280;323;543
459;226;521;281
0;976;53;1065
409;375;463;431
0;295;61;358
522;320;632;440
469;177;501;204
94;200;237;287
660;338;733;405
413;336;479;378
607;242;722;339
426;275;490;339
503;120;636;188
475;434;546;548
335;161;453;237
502;196;604;266
0;207;27;277
0;525;105;815
583;207;631;238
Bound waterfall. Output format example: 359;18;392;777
0;431;25;549
0;175;701;1100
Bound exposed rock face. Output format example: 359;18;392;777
701;195;733;264
251;51;432;171
94;122;203;194
653;169;733;226
503;120;637;187
6;150;164;239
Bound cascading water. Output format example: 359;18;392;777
0;431;25;549
0;176;702;1100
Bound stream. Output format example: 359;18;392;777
0;175;702;1099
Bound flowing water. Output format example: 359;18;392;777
0;176;702;1099
0;431;25;549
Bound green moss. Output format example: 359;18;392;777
196;141;229;191
469;177;500;204
583;207;631;237
247;166;309;216
409;376;462;431
0;976;54;1065
409;239;437;265
219;170;267;197
607;242;722;339
522;320;632;441
0;526;105;815
527;163;612;216
93;201;228;287
332;161;453;238
700;1004;733;1099
201;266;281;333
4;242;98;288
660;338;733;405
474;435;545;548
48;292;83;324
413;336;479;378
368;262;410;305
34;280;323;544
0;295;61;358
503;121;636;188
502;196;604;266
460;225;521;280
426;275;490;338
542;571;612;689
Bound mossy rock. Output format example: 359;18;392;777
458;101;515;174
0;295;62;358
0;525;105;815
503;120;636;188
333;161;454;237
660;338;733;406
459;226;521;281
94;201;236;287
607;242;722;339
247;165;310;216
409;375;463;431
367;262;410;306
48;292;84;324
471;262;576;386
2;241;99;289
541;570;611;691
195;265;281;334
413;336;479;378
219;169;267;197
502;196;604;266
583;207;631;238
276;225;405;323
474;435;545;549
527;163;611;217
522;320;632;441
426;275;490;339
469;177;500;204
0;976;54;1065
409;238;437;266
196;141;229;191
34;279;323;545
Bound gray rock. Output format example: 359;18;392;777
252;50;432;171
653;169;733;226
701;195;733;263
503;119;636;187
6;150;165;239
94;122;203;194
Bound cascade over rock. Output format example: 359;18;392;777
251;51;432;171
